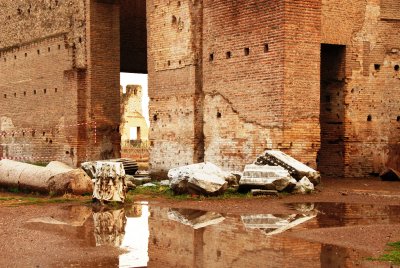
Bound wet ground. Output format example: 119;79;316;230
0;178;400;268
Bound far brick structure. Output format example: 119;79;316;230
0;0;399;178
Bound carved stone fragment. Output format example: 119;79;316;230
92;161;127;203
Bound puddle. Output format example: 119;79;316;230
288;202;400;227
23;202;400;267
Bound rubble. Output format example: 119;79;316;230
292;177;315;194
380;168;400;181
160;180;170;187
142;183;157;188
127;175;151;186
0;159;92;195
92;161;127;203
168;162;229;195
126;181;136;191
255;150;321;185
239;164;294;191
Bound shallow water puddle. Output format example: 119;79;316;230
25;202;400;267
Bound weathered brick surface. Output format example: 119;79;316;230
321;0;400;176
0;0;121;166
147;0;204;175
0;0;398;177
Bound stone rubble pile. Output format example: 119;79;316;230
168;162;235;195
240;150;320;194
166;150;320;196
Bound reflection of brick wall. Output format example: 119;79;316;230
148;207;322;267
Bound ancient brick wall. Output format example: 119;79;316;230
202;0;286;171
321;0;400;177
282;0;322;169
1;0;398;177
86;0;121;161
0;0;87;165
0;0;121;166
147;0;204;175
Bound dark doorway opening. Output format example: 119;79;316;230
120;0;147;73
318;44;346;178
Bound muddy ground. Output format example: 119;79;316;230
0;178;399;267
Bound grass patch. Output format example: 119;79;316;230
368;241;400;265
127;184;253;201
0;195;88;207
128;185;191;200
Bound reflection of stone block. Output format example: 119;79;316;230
93;161;127;203
167;208;225;229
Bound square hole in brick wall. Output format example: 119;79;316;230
264;44;269;53
244;48;250;56
226;51;231;59
209;53;214;61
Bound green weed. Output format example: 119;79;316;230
368;241;400;265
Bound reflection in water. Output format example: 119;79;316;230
93;208;126;247
23;202;400;267
119;204;150;268
241;213;316;236
168;208;225;229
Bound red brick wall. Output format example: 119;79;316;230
86;0;121;161
202;0;286;171
0;0;87;165
281;0;322;169
147;0;204;175
322;0;400;177
0;0;122;166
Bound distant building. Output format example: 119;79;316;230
120;85;149;160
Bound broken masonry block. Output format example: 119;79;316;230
255;150;321;185
292;176;315;194
168;162;230;195
239;164;295;192
93;161;127;203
